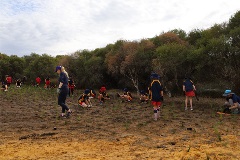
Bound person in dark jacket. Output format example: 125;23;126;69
183;77;196;111
56;66;72;118
149;73;163;121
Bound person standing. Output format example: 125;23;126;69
68;76;75;96
45;76;51;89
35;76;41;87
149;73;163;121
22;76;27;85
6;75;12;87
183;77;196;111
56;66;72;117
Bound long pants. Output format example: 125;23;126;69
69;88;74;96
58;87;69;113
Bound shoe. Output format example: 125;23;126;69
185;107;187;110
191;108;193;111
66;110;72;117
59;114;66;118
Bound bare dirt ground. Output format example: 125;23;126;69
0;86;240;160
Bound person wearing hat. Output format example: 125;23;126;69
56;66;72;117
183;77;196;111
88;88;96;98
149;73;163;121
222;90;240;114
98;85;110;105
139;90;148;103
118;88;133;102
78;89;91;107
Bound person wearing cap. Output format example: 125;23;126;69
139;90;148;103
222;90;240;114
183;77;196;111
149;73;163;121
56;66;72;117
98;85;110;105
118;88;133;102
88;88;96;98
78;89;92;107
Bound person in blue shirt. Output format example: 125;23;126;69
56;66;72;118
78;89;92;107
118;88;133;102
149;73;163;121
139;90;148;103
183;77;196;111
222;90;240;114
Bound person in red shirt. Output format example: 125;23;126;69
36;76;41;87
98;85;110;105
6;75;12;87
45;77;50;89
68;76;75;96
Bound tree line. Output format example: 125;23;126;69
1;11;240;96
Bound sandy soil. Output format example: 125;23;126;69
0;87;239;160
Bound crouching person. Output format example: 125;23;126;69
139;90;148;103
16;79;22;88
222;90;240;114
78;89;92;108
118;88;133;102
98;85;110;105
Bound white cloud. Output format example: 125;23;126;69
0;0;239;56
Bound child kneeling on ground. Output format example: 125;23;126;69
118;88;133;102
222;90;240;114
98;85;110;105
78;89;92;108
139;90;148;103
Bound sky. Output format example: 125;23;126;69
0;0;239;57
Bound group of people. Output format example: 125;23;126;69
1;75;21;91
55;65;199;120
2;65;234;120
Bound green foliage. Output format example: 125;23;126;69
2;11;240;95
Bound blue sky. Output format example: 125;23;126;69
0;0;239;57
